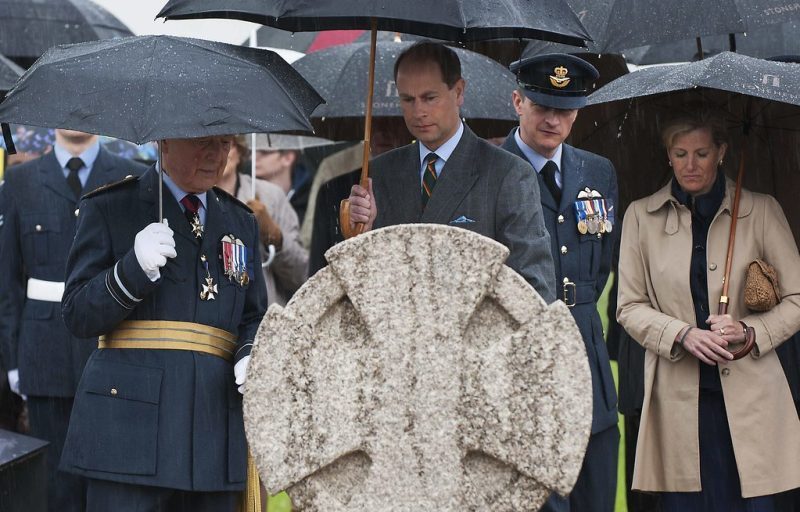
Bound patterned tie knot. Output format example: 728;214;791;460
66;157;84;173
181;194;201;214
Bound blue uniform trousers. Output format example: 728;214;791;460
660;389;775;512
86;478;238;512
539;424;620;512
27;396;86;512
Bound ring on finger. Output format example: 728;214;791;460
719;327;726;336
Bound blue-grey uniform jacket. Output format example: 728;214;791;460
502;130;619;433
0;149;145;397
59;166;267;491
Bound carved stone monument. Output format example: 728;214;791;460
245;224;592;511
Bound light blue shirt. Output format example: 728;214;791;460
514;129;564;188
418;121;464;185
54;141;100;188
159;162;208;225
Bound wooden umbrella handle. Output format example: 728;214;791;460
730;323;756;360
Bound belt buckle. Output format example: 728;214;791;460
562;279;576;308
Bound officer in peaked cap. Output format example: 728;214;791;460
501;54;620;512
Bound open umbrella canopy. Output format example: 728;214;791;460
523;0;800;57
585;52;800;241
0;0;133;67
158;0;592;47
292;41;518;139
0;53;23;94
0;35;324;145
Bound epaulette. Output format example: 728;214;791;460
83;174;139;199
213;186;254;213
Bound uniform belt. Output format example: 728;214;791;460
26;278;65;302
561;280;596;307
98;320;237;362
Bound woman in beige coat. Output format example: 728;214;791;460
617;111;800;511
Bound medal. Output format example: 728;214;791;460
220;234;250;286
199;255;217;300
190;213;204;239
578;220;588;234
604;219;613;233
587;217;598;234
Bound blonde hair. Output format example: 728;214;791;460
661;109;727;149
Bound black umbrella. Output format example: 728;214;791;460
588;52;800;358
292;41;519;140
625;20;800;65
158;0;591;238
523;0;800;57
0;53;23;95
0;0;133;68
0;35;323;145
0;35;324;220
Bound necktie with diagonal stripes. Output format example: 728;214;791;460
421;152;439;209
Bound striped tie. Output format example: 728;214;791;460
421;152;439;208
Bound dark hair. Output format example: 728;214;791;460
393;41;462;88
661;108;728;149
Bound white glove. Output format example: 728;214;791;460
134;219;176;281
234;355;251;395
7;368;21;396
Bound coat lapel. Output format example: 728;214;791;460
380;143;424;225
420;126;479;224
38;151;76;203
558;144;585;214
137;166;197;245
501;128;559;212
83;148;119;193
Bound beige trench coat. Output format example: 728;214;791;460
617;178;800;497
236;174;308;307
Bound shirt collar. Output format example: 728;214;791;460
418;121;464;166
513;129;563;173
158;162;208;210
54;140;101;171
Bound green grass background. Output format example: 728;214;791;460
265;272;628;512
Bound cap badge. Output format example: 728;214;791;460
550;65;571;88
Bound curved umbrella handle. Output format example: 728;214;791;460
339;199;364;239
730;323;756;360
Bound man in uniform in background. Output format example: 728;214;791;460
501;54;619;512
0;128;146;512
347;41;556;303
59;134;267;511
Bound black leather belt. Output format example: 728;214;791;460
561;279;596;307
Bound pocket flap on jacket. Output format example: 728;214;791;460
83;360;162;404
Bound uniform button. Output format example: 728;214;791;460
74;209;80;217
597;233;602;239
560;245;568;255
709;263;717;271
124;174;133;179
110;388;118;396
557;214;565;223
35;224;42;232
721;368;731;377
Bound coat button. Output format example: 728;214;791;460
721;368;731;376
560;245;568;255
110;388;118;396
557;214;565;223
74;209;80;217
35;224;43;232
709;263;717;271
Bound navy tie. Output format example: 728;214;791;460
66;157;84;199
541;160;561;203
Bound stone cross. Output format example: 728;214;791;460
245;224;592;511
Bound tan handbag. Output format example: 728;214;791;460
744;259;781;311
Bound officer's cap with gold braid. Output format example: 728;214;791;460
510;53;599;110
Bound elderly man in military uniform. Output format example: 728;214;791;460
500;54;620;512
0;129;146;512
58;134;267;512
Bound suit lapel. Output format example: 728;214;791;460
381;144;424;224
83;148;117;193
200;188;228;258
420;126;479;224
559;144;585;214
38;151;76;203
502;128;559;212
138;166;197;245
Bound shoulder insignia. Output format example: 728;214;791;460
83;174;139;199
212;186;254;213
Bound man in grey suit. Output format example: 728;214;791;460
501;54;619;512
348;42;555;302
